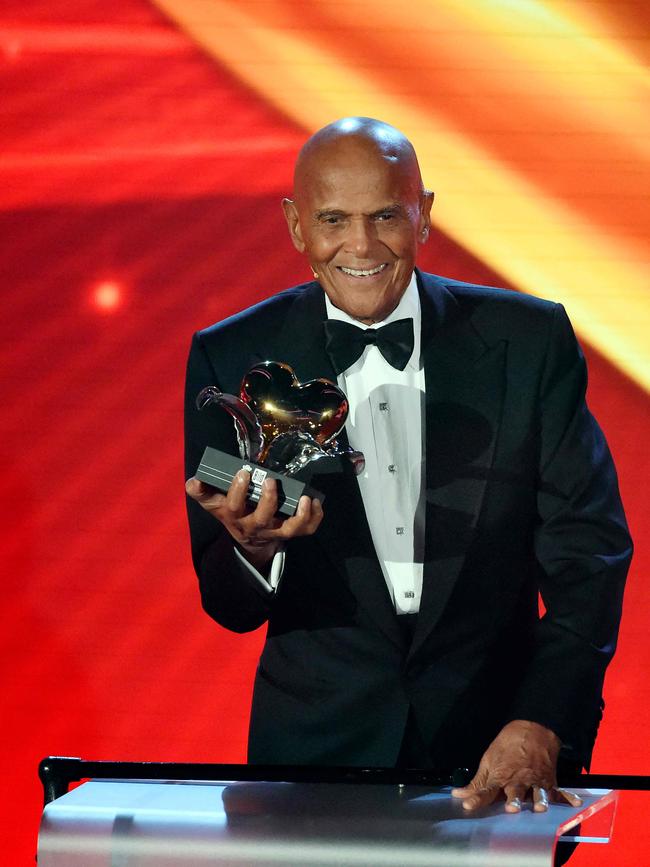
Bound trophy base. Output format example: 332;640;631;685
195;447;324;517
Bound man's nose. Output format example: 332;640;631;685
345;218;375;257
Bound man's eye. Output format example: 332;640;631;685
375;212;395;221
324;216;342;225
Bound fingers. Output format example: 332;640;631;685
185;476;203;498
457;786;500;812
532;786;550;812
225;470;254;517
451;785;474;799
185;476;226;510
240;485;323;541
502;785;580;812
451;767;498;812
186;472;324;545
552;788;583;808
504;784;527;813
187;470;275;524
451;757;559;815
450;720;569;814
185;472;253;520
270;495;323;540
232;476;281;546
245;477;279;530
451;783;582;814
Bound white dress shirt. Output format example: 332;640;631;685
325;273;426;613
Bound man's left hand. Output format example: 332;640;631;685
451;719;583;812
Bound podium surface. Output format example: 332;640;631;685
38;777;615;866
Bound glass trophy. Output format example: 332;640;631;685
194;361;364;516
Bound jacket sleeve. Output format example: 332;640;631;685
507;304;632;765
184;331;275;633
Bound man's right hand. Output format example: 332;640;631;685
185;471;323;571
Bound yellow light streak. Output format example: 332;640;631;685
152;0;650;391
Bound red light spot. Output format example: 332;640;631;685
93;281;122;311
4;40;22;61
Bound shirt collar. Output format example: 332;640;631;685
324;272;421;370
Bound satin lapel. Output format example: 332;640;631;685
410;273;506;657
258;283;402;649
270;282;336;384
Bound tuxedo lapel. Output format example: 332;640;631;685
271;283;337;384
260;282;403;649
410;273;506;656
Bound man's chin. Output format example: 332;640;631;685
328;300;398;324
323;281;404;324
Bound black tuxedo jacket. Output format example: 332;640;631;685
184;271;631;771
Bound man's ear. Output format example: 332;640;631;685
418;190;435;244
282;198;306;253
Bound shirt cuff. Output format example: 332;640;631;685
233;546;285;593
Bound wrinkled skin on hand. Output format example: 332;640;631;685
185;471;323;571
451;719;583;813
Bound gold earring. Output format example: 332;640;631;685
311;268;319;279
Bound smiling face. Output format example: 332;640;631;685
283;121;433;324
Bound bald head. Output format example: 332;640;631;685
294;117;425;203
283;117;434;324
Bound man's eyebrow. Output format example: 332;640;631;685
314;204;405;220
369;204;404;217
314;209;347;219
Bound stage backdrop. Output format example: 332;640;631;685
0;1;648;864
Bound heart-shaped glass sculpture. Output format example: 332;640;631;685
195;361;363;506
240;361;348;462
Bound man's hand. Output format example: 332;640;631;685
185;471;323;571
451;719;583;813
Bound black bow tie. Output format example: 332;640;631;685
323;318;415;375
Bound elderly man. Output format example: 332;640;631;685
185;117;631;814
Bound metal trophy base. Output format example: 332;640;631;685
195;446;324;517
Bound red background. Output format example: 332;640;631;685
0;2;648;863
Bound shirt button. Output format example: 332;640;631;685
388;464;396;473
379;402;389;412
396;527;405;535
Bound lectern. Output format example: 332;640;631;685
37;761;618;867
